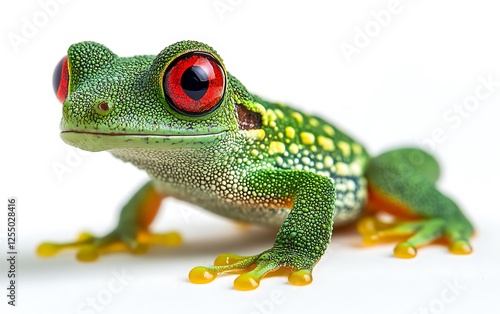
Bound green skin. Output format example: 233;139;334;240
44;41;473;290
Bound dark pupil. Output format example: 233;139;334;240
180;65;209;101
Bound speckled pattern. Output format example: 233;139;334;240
61;41;370;227
48;41;474;289
109;96;370;227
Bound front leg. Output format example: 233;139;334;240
189;170;335;290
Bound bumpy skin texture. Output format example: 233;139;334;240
40;41;474;290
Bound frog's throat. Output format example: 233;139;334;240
61;131;227;152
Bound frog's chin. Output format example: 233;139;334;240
60;131;227;152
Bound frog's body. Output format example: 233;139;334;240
110;97;368;228
40;41;474;290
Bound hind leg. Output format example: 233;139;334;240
38;181;182;261
359;148;474;258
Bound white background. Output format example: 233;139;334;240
1;0;500;313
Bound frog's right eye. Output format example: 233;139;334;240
162;52;225;116
53;56;69;104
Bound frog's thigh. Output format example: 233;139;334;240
365;148;440;218
137;182;164;228
360;148;473;257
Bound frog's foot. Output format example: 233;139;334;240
188;248;314;291
37;229;182;262
357;216;473;258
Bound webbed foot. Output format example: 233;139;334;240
358;216;473;258
188;248;314;290
37;229;181;262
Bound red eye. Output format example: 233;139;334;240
53;56;69;104
163;52;225;116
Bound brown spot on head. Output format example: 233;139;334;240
235;104;262;130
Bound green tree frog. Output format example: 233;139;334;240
39;41;474;290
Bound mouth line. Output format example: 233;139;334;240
60;130;226;138
60;129;228;152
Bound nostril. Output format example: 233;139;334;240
98;101;110;111
94;100;112;115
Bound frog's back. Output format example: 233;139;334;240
251;95;370;225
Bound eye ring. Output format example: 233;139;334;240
162;52;225;116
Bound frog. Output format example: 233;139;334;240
39;41;474;291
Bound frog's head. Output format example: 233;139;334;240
53;41;263;152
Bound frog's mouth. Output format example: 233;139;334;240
61;130;227;152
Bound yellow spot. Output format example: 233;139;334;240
337;141;351;157
300;132;315;145
352;143;363;155
274;109;284;119
350;161;362;176
301;157;311;165
250;149;259;157
309;118;319;127
275;156;284;165
289;143;299;154
336;162;350;176
247;129;266;141
267;109;277;119
269;121;277;128
324;156;334;168
323;125;335;136
269;141;286;155
292;112;303;124
317;136;334;151
263;109;277;127
285;127;295;139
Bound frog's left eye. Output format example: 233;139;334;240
163;52;225;116
53;56;69;104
